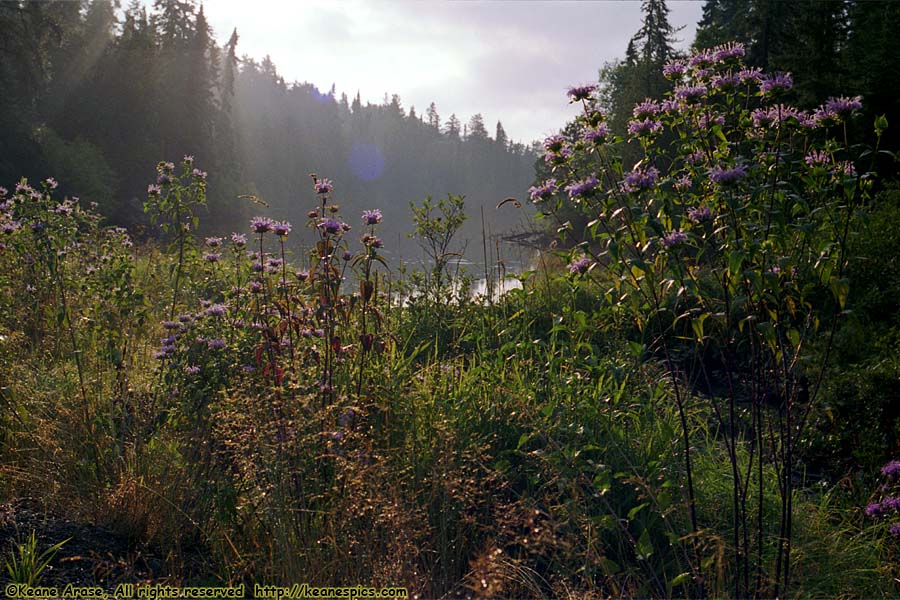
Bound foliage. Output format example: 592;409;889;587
533;40;889;597
4;531;69;587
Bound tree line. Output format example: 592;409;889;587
600;0;899;152
0;0;537;260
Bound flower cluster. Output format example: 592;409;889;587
567;84;597;102
709;164;749;186
866;459;900;536
565;175;599;199
621;166;659;193
568;255;592;275
529;180;558;203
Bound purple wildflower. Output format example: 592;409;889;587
1;221;20;235
760;73;793;94
674;175;693;191
567;84;597;102
231;233;247;246
662;230;689;248
543;145;573;165
183;155;194;164
687;205;712;223
361;209;383;225
583;123;610;144
799;112;820;129
44;177;58;189
314;178;334;194
371;237;384;248
543;135;566;153
162;321;180;330
251;261;265;273
296;270;309;281
206;303;227;317
738;68;763;84
628;118;663;136
251;216;273;233
633;99;661;119
147;184;161;196
272;220;292;237
883;497;900;512
685;151;705;165
831;161;856;177
207;339;226;350
711;73;742;90
712;42;745;62
529;180;558;202
622;166;660;193
675;84;708;102
866;502;883;517
881;460;900;479
0;187;7;197
805;150;829;167
710;164;749;186
319;218;344;235
342;250;352;261
205;237;223;247
698;113;726;128
248;281;263;293
192;168;207;180
203;253;221;263
565;175;600;199
568;255;592;275
751;108;775;128
688;50;715;69
184;365;200;375
891;523;900;536
825;95;862;116
663;59;687;78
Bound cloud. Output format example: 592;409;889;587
198;0;704;141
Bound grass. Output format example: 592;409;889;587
0;186;899;598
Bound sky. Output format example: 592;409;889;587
196;0;705;143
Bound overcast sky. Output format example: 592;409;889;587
197;0;705;143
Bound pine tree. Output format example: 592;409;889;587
495;121;508;147
629;0;677;66
601;0;679;145
467;113;488;140
426;102;440;129
445;113;461;139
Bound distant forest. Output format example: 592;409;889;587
0;0;538;263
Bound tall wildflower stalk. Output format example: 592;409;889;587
537;42;877;597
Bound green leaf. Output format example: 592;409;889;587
829;276;849;310
599;557;621;574
636;528;654;560
628;502;649;520
728;250;745;278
